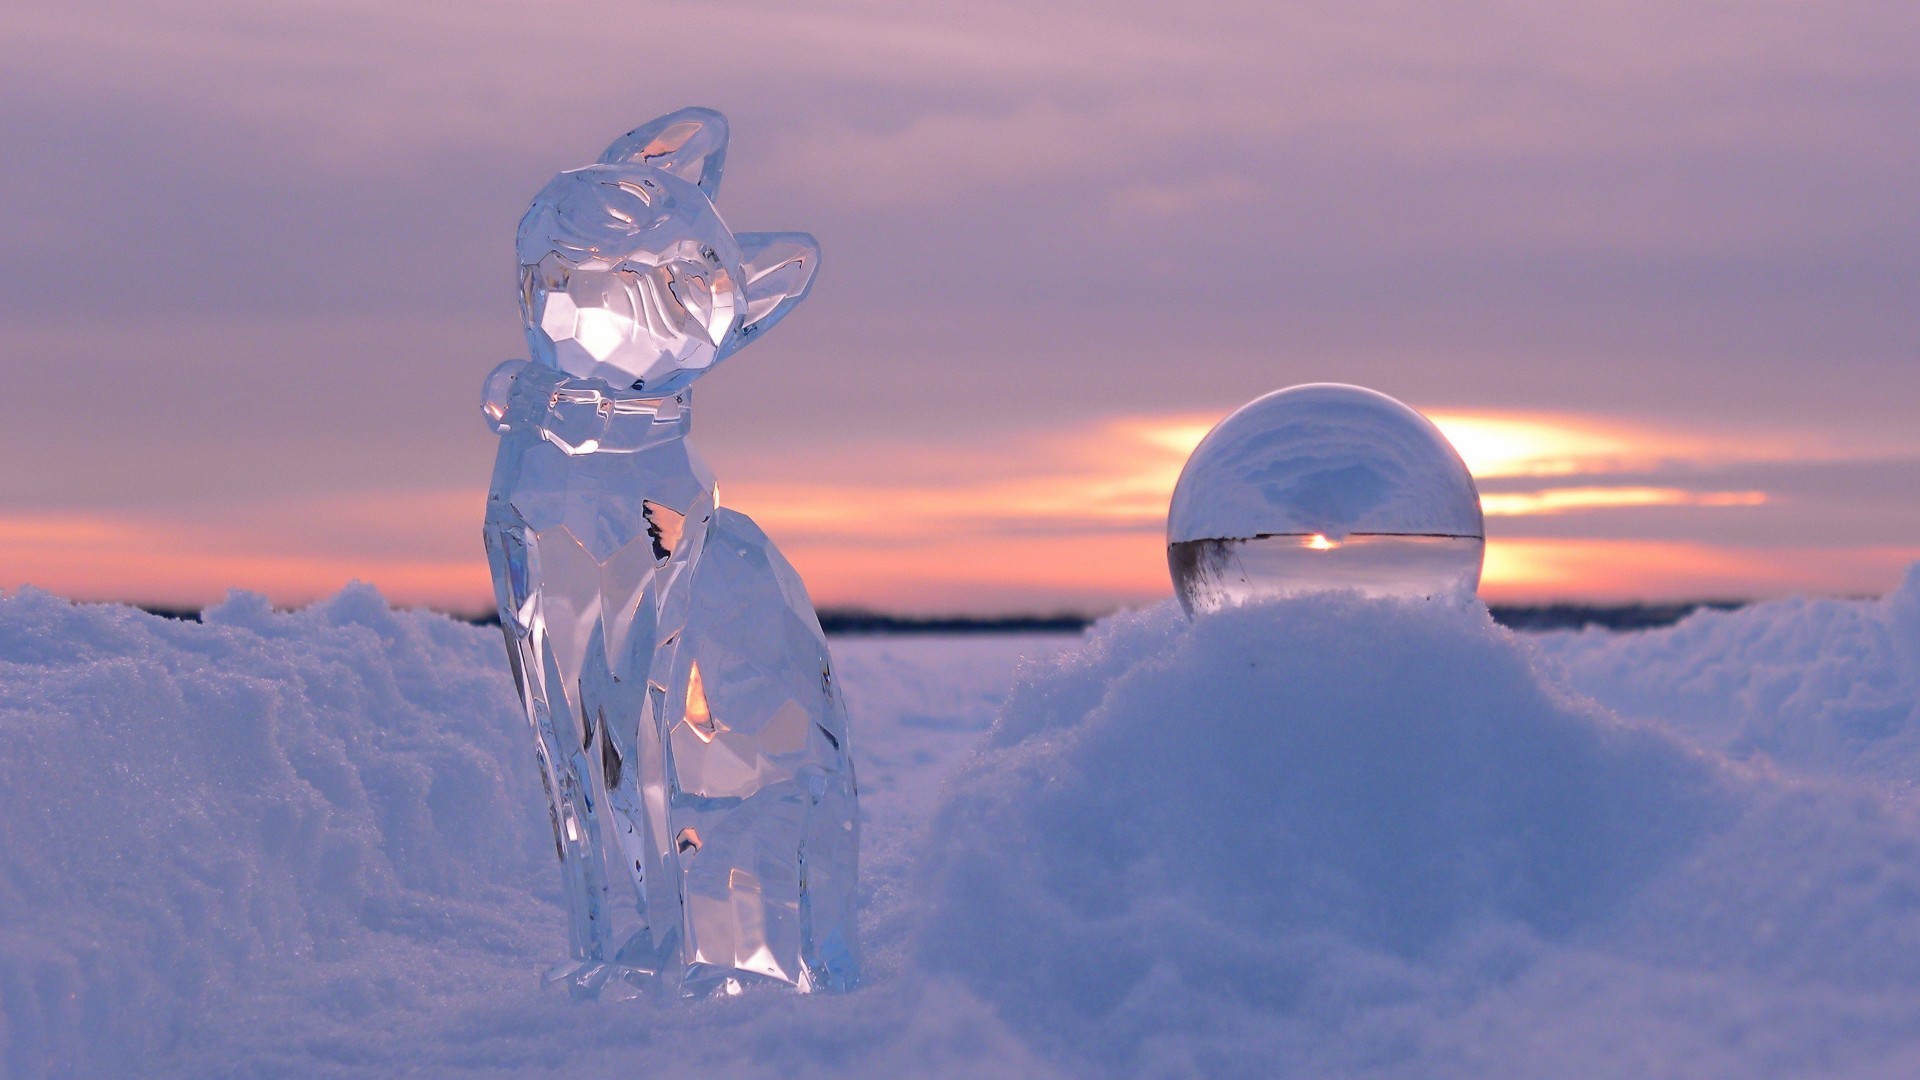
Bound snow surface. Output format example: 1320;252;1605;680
4;569;1920;1077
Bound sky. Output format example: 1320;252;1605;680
1;0;1916;614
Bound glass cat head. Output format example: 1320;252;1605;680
516;108;820;393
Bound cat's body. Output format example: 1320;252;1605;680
481;109;858;998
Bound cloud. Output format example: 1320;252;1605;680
0;0;1914;608
1478;487;1767;516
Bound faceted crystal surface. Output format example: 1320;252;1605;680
1168;383;1484;615
484;110;856;998
514;107;819;395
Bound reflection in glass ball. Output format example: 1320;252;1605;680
1167;383;1485;616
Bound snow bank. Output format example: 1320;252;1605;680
4;575;1920;1076
0;585;554;1076
1536;564;1920;789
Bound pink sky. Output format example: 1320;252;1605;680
1;1;1916;612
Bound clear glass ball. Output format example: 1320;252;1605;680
1167;383;1485;616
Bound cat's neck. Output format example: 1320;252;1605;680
506;364;693;455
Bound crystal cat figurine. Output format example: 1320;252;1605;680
481;108;859;998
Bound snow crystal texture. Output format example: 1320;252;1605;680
4;569;1920;1077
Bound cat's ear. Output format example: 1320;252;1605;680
600;107;728;198
734;232;820;341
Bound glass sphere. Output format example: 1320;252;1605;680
1167;383;1484;615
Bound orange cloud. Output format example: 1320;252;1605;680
1118;408;1816;481
1478;487;1768;516
1480;539;1920;602
0;507;488;611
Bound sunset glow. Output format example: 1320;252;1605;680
1478;487;1769;517
5;402;1907;613
1142;409;1819;483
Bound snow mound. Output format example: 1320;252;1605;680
916;595;1920;1077
1537;564;1920;787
